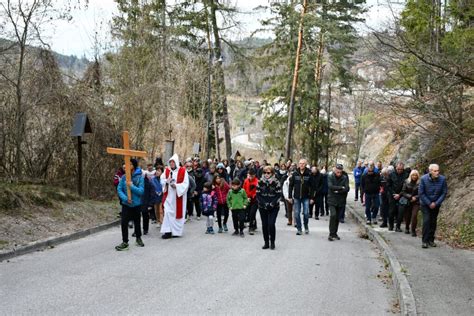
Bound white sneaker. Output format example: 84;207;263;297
197;216;201;221
156;223;161;228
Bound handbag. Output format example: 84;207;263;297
399;196;409;206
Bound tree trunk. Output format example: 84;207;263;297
313;32;324;164
213;109;220;160
285;0;308;160
325;83;331;169
355;97;364;162
204;3;213;159
14;43;25;179
208;0;232;159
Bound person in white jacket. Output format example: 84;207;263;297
282;175;293;226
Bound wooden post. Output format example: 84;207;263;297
107;131;147;201
77;136;82;196
122;131;132;201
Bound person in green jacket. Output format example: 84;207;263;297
227;179;248;237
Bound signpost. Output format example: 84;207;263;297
70;113;92;196
163;124;174;163
193;142;201;156
107;131;147;201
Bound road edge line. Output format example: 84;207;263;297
347;205;417;316
0;219;120;262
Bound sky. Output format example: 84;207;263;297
38;0;404;58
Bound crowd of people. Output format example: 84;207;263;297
354;160;447;248
113;154;447;251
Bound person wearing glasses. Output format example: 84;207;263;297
257;166;282;250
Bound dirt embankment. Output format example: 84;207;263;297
0;183;119;252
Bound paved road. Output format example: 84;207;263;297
1;206;396;315
349;197;474;316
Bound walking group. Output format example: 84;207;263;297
354;160;448;248
113;153;447;251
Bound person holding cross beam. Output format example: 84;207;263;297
115;158;145;251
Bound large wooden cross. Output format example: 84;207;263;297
107;131;147;201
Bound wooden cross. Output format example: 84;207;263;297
107;131;147;201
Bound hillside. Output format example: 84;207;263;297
0;38;90;79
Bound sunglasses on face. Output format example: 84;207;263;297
264;172;272;175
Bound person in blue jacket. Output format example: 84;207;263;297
115;158;145;251
140;171;161;235
419;164;447;249
316;167;329;217
353;161;364;202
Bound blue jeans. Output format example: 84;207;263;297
365;193;380;221
355;182;361;200
293;198;310;232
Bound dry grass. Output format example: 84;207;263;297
0;182;118;251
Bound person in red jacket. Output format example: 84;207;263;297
114;164;126;220
243;169;259;234
114;164;125;188
213;174;231;233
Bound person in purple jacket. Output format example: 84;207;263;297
419;164;447;249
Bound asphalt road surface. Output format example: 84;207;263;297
1;206;396;315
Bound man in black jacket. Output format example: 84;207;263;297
361;166;381;225
289;159;315;235
328;164;350;241
387;162;408;231
309;166;323;220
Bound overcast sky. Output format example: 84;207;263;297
40;0;403;58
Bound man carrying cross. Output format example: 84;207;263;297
115;158;145;250
107;131;147;251
160;154;189;239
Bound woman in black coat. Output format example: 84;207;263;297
257;166;282;250
401;170;420;236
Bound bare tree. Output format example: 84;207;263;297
0;0;67;180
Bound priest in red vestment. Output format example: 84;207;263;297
160;154;189;238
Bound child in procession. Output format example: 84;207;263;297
201;182;217;234
227;179;249;237
213;174;231;233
